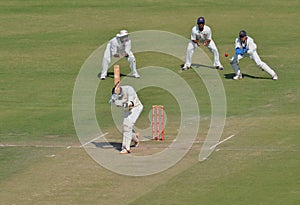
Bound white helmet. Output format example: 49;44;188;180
116;30;128;38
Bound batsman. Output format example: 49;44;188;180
109;80;143;154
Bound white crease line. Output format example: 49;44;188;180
209;134;235;150
80;132;109;147
216;147;300;152
0;144;76;148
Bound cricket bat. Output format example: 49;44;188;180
114;65;120;85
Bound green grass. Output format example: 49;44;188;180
0;0;299;204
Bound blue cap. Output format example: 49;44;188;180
197;17;205;24
239;30;247;38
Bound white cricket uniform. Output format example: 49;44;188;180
100;36;139;79
110;86;143;151
184;25;222;68
230;36;276;77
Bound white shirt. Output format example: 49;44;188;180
234;36;257;54
110;86;142;110
109;36;132;56
190;25;212;43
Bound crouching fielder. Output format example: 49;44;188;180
99;30;140;80
110;83;143;154
182;17;223;70
230;30;278;80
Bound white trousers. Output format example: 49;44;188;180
122;105;143;150
100;43;139;78
230;51;276;77
184;40;222;67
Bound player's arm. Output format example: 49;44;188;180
191;28;201;46
111;44;120;58
234;38;244;55
203;39;211;46
109;94;123;107
192;39;201;46
246;38;257;55
123;87;136;108
123;40;131;57
191;33;201;46
203;28;212;46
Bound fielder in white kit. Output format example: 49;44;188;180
110;83;143;154
230;30;278;80
99;30;140;80
182;17;223;70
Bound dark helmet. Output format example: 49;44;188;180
239;30;247;38
197;17;205;24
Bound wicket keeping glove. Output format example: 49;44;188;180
243;47;249;54
235;48;244;55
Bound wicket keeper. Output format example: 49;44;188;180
230;30;278;80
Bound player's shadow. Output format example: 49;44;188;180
107;72;136;78
191;63;217;69
91;141;139;151
91;141;122;151
224;73;271;80
107;72;127;78
180;63;217;70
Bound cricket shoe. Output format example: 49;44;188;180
133;74;140;79
216;66;224;70
272;74;278;80
233;73;243;80
120;148;131;154
98;73;106;80
181;65;190;71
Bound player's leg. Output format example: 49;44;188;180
182;41;196;70
250;51;278;80
230;54;243;80
206;40;223;70
128;105;143;147
121;105;143;153
132;130;140;148
127;51;140;78
121;114;133;153
99;44;112;80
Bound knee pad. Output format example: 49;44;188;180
257;61;265;68
123;124;133;132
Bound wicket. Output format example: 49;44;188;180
152;105;165;140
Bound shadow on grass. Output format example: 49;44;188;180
224;73;271;80
180;63;218;70
91;141;140;151
91;141;122;151
107;71;137;79
179;63;272;80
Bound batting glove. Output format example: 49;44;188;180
123;102;129;108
